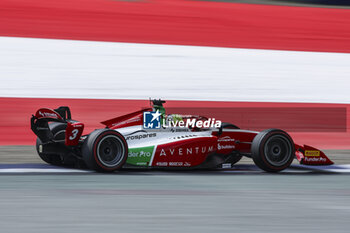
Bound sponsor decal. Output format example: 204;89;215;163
218;136;235;142
125;132;157;141
304;157;326;162
184;162;191;167
217;144;235;150
126;146;155;166
38;111;58;119
169;162;183;166
136;162;148;166
143;110;161;129
159;146;214;156
128;150;152;158
156;162;168;166
170;128;190;133
155;161;191;167
305;150;320;157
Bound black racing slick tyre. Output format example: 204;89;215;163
82;129;128;172
36;122;67;165
251;129;295;173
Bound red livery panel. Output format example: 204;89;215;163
65;122;84;146
152;137;217;167
35;108;63;121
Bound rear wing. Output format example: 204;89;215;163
31;106;84;146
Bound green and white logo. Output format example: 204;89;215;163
126;146;155;166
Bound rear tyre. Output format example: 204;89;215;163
82;129;128;172
251;129;295;172
36;122;67;165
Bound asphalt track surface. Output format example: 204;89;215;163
0;147;350;232
1;173;350;233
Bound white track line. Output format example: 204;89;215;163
0;168;91;173
1;164;350;174
0;37;350;103
293;164;350;173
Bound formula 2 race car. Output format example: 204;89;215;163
30;99;333;172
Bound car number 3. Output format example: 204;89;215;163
69;129;79;140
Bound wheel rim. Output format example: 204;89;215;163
264;135;292;167
96;135;125;168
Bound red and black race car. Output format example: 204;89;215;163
31;99;333;172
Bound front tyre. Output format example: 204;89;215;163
82;129;128;172
251;129;295;172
